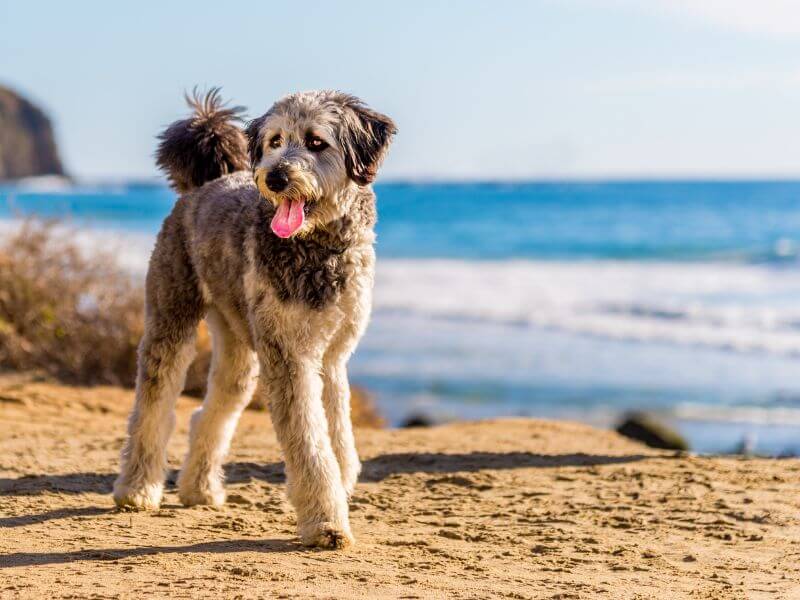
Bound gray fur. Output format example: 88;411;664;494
114;90;395;549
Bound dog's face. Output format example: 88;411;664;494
246;91;396;238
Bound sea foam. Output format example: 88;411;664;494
374;259;800;356
5;217;800;357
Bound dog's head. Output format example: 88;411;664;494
246;91;396;238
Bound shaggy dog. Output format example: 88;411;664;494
113;89;396;549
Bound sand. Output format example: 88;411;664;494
0;374;799;599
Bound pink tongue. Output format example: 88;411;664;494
271;199;306;238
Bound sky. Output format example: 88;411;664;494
3;0;800;180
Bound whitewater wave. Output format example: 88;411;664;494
374;259;800;356
0;175;74;193
4;215;800;357
0;219;156;275
0;178;156;195
673;403;800;426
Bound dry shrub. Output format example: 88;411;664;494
0;220;142;385
350;385;385;428
0;219;382;427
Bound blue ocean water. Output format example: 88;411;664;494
5;180;800;261
3;178;800;454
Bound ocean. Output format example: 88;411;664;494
3;178;800;455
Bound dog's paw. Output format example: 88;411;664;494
299;521;355;550
112;481;163;510
177;480;226;507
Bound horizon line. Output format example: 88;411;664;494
7;173;800;187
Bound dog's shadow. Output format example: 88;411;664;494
0;451;651;501
0;450;653;517
0;538;301;568
357;451;651;481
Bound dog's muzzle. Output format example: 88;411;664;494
253;165;318;239
266;169;289;192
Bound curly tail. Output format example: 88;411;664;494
155;88;249;193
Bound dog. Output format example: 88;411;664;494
112;89;396;549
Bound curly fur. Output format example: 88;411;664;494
114;90;395;550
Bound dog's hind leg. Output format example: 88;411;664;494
113;315;199;509
322;330;362;498
258;342;353;549
321;361;360;497
178;309;258;506
114;219;205;510
321;277;373;498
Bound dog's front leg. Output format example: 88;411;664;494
258;342;353;548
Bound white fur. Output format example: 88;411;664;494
177;309;259;506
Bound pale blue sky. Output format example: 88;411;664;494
3;0;800;180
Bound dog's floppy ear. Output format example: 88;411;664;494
339;98;397;186
245;115;267;168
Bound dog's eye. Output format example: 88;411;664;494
268;135;282;149
306;135;328;152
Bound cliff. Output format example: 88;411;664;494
0;86;65;180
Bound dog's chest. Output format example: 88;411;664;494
257;237;354;310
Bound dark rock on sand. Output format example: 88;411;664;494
402;413;436;428
0;86;65;179
616;412;689;451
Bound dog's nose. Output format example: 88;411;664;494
266;169;289;192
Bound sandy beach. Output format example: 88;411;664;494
0;374;798;599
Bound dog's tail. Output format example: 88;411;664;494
155;88;249;193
